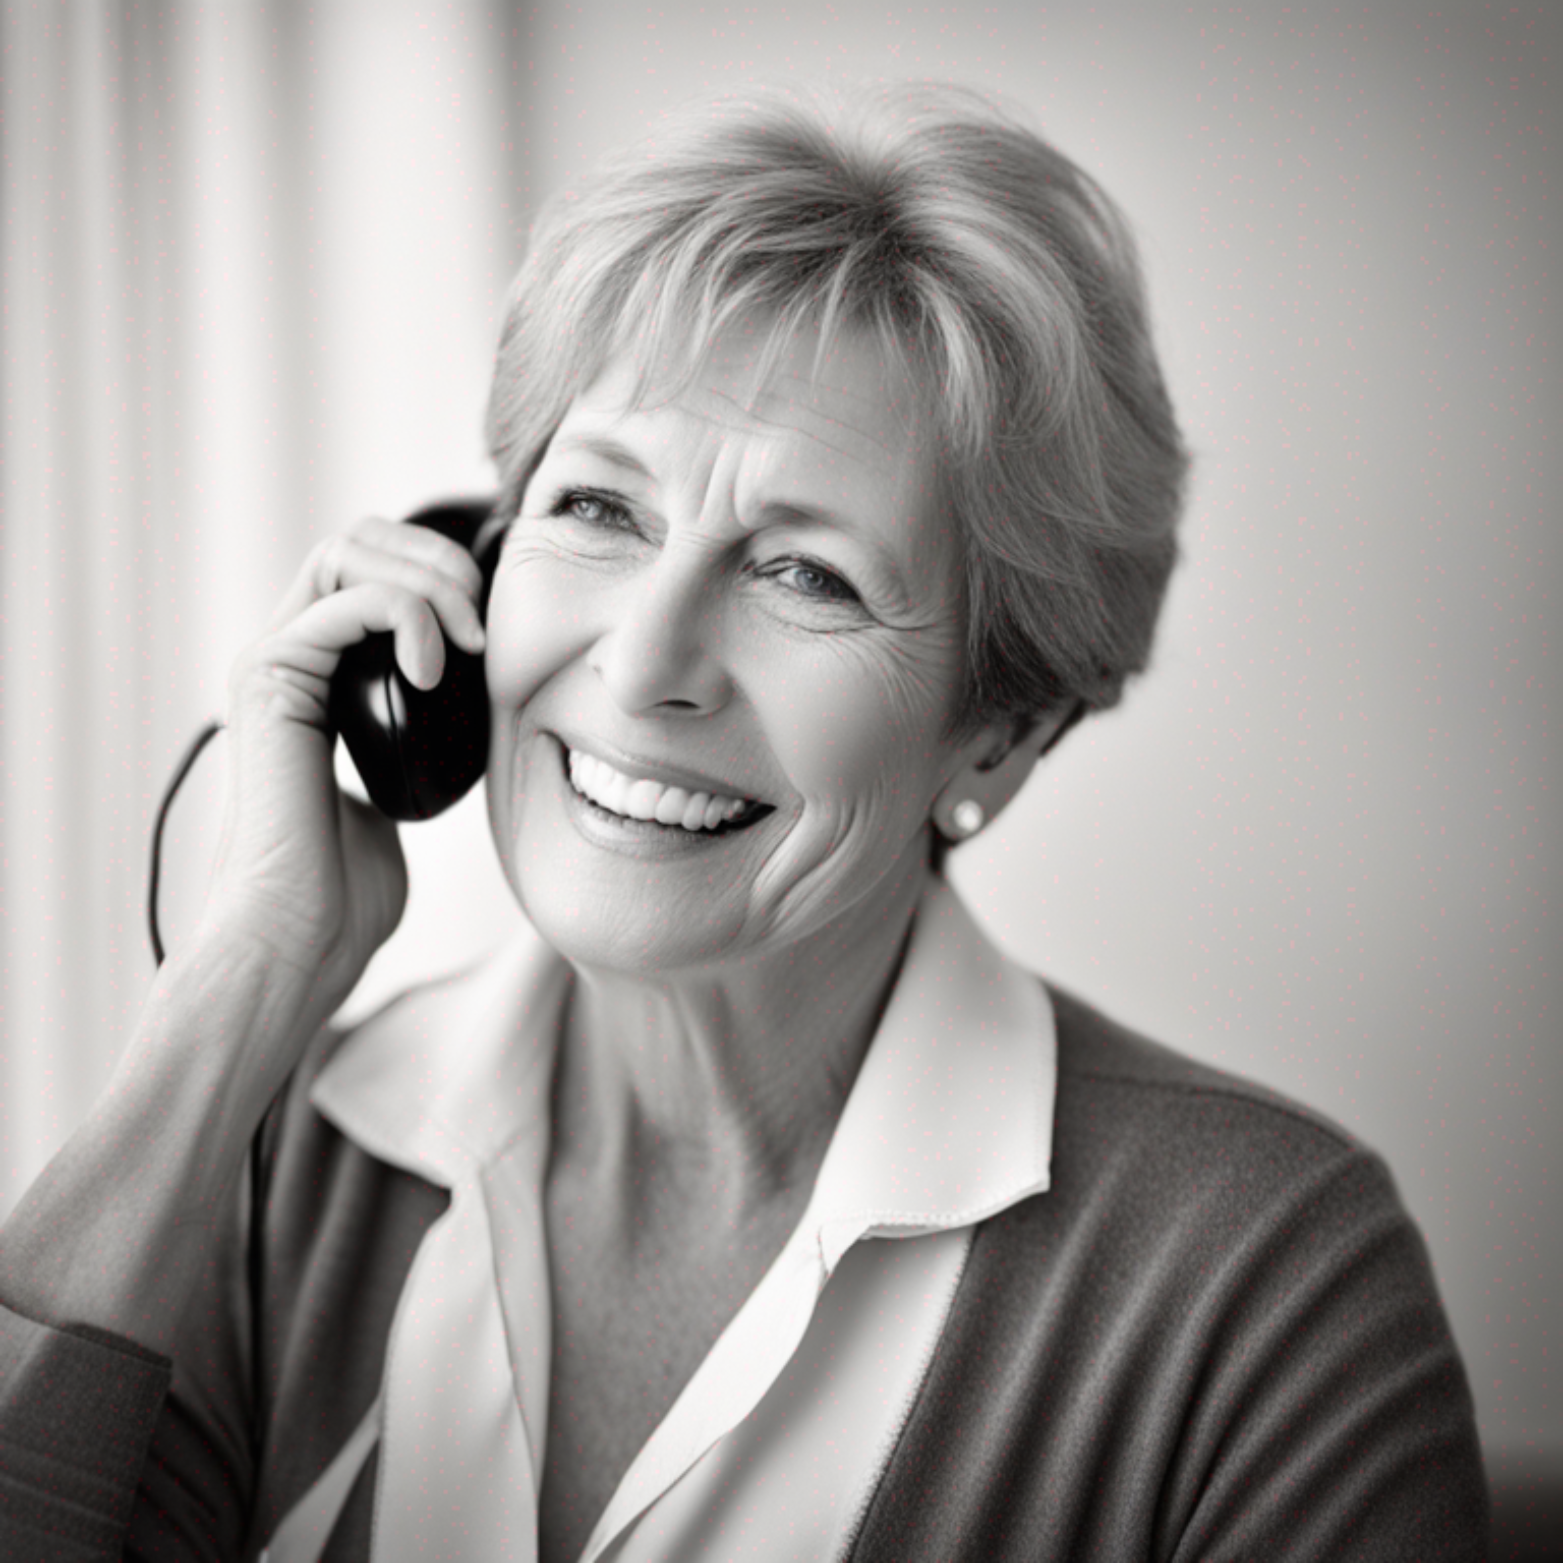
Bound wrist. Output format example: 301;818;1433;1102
186;892;358;1014
126;917;347;1126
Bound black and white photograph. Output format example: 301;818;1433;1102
0;2;1554;1558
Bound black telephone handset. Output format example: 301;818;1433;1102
328;498;502;821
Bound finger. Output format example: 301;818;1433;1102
272;534;485;654
350;515;486;599
271;520;484;630
318;583;450;690
249;584;451;694
315;537;486;653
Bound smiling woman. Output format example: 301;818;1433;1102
0;80;1486;1563
489;326;978;977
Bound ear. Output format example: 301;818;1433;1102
930;703;1082;843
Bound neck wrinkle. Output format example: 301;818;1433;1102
548;863;929;1219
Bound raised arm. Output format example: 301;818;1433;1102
0;517;486;1559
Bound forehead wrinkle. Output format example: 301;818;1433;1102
578;338;920;476
583;390;903;527
695;374;916;471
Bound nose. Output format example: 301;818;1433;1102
587;554;733;717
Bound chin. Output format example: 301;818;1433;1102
519;875;757;978
498;818;751;979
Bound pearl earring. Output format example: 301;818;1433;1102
950;799;985;838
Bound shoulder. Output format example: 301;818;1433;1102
1039;979;1386;1223
1046;978;1361;1145
1003;983;1441;1346
852;984;1489;1559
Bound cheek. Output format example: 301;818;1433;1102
483;557;591;713
752;634;960;819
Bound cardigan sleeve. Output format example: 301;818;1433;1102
1;1109;280;1563
0;1222;257;1563
0;1303;173;1562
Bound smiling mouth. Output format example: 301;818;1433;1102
565;747;772;836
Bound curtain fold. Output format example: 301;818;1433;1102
2;1;528;1215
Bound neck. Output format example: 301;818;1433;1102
549;863;931;1222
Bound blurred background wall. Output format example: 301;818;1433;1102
3;0;1556;1493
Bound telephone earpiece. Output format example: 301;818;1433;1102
328;498;502;821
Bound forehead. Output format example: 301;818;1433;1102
561;321;929;492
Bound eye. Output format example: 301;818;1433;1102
548;487;637;532
765;557;862;606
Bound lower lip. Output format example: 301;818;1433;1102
551;739;759;860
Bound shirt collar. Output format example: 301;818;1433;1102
803;873;1056;1266
312;874;1055;1237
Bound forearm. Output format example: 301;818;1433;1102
0;926;334;1361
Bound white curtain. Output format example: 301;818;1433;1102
1;0;527;1214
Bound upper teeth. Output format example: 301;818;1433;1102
567;749;754;832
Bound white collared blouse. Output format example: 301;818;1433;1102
262;876;1057;1563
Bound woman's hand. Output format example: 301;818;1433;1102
205;516;487;1002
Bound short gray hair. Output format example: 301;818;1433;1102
485;81;1189;729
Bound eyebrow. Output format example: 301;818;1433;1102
550;433;653;480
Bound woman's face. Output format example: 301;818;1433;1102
485;321;988;976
